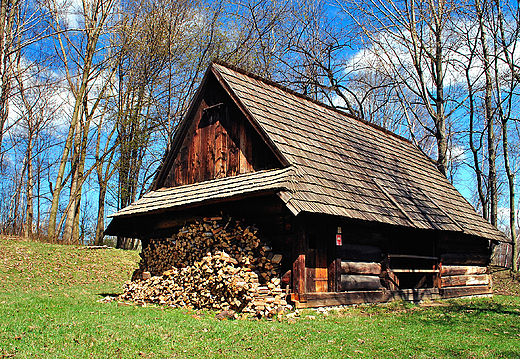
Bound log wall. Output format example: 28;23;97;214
438;265;492;297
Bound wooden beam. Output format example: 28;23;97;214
440;253;489;266
292;288;442;308
341;261;381;275
293;254;305;294
441;274;491;288
293;290;385;308
441;285;493;298
391;269;439;273
440;265;488;276
340;275;382;291
388;254;439;260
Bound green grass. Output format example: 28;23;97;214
1;237;520;358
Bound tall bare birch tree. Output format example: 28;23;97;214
338;0;464;176
46;0;116;242
492;0;519;270
0;0;51;160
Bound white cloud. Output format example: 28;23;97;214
447;144;465;163
52;0;84;28
343;20;520;94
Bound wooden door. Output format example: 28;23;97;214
306;233;328;292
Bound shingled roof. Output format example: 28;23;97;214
109;61;507;243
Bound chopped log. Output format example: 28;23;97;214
121;251;289;317
340;274;382;291
440;265;487;276
440;253;489;266
281;270;291;286
123;217;288;317
271;254;282;264
440;274;491;288
142;271;151;280
340;261;381;275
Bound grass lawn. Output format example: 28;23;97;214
1;237;519;358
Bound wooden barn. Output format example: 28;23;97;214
106;61;508;308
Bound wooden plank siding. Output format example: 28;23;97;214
162;75;281;188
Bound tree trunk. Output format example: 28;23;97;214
0;0;17;155
476;0;497;226
24;131;34;239
95;184;107;246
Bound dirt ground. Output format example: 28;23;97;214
490;266;520;296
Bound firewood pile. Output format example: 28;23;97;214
132;217;283;282
120;217;289;317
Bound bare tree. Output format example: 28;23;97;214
46;0;117;243
337;0;466;176
0;0;51;161
492;0;520;270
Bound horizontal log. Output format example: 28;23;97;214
441;274;491;288
341;261;381;275
438;242;490;254
440;265;487;276
294;291;384;308
340;274;382;291
441;285;493;298
387;254;439;260
391;269;439;273
340;244;382;262
440;253;489;266
293;289;442;308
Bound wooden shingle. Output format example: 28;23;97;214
211;61;505;242
109;61;507;244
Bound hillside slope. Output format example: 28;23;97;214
1;237;520;359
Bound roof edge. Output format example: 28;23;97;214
211;59;412;146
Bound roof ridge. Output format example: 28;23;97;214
211;59;412;145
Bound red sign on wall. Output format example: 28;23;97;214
336;234;342;246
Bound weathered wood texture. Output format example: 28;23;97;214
440;274;491;288
293;288;442;308
381;270;400;290
108;168;292;220
340;274;382;291
210;61;506;242
440;253;489;266
341;261;381;275
307;267;328;293
294;291;384;308
441;285;493;298
338;243;382;262
440;265;487;276
122;251;289;317
162;75;281;188
293;254;305;295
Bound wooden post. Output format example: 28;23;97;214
328;258;338;292
292;254;306;298
292;216;306;296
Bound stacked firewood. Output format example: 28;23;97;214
122;217;288;317
121;251;288;317
132;217;282;283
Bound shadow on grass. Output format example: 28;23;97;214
98;293;122;297
445;299;520;316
